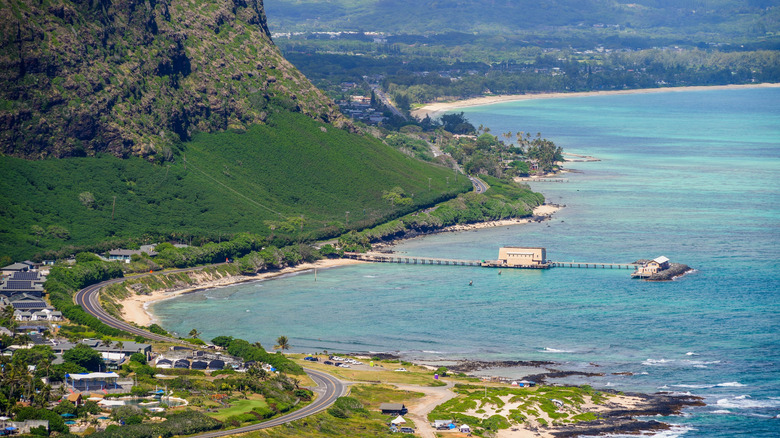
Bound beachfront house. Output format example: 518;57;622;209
633;256;671;278
496;247;549;268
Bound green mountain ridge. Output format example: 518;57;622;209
265;0;779;41
0;0;344;159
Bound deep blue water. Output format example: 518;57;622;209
153;87;780;437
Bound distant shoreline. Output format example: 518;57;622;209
411;83;780;118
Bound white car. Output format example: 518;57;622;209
394;367;408;372
338;363;351;368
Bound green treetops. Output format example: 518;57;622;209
63;343;105;372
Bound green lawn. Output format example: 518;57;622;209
207;396;269;421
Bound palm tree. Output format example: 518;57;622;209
273;336;290;351
188;329;201;339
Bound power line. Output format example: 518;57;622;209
183;158;287;218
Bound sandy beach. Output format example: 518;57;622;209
436;203;560;233
118;258;366;326
411;83;780;118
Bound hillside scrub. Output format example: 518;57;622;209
0;112;471;260
353;176;544;246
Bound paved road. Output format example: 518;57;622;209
74;272;346;435
192;367;345;438
470;176;489;194
73;268;203;342
371;85;407;119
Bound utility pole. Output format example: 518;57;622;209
345;211;350;226
111;196;116;220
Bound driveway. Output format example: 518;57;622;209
393;380;457;438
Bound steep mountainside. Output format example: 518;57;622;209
0;0;344;159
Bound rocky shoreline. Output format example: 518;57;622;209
551;391;705;437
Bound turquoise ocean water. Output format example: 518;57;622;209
153;87;780;437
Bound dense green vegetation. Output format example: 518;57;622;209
0;112;471;260
428;384;609;435
269;1;779;109
211;336;304;375
44;261;126;338
281;38;780;108
347;177;544;249
265;0;780;41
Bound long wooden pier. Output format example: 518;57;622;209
550;261;639;270
347;252;483;266
345;253;639;270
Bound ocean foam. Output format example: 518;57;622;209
716;395;780;409
671;382;745;389
581;425;695;438
716;381;746;387
542;347;575;353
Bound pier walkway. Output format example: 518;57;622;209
550;261;639;270
346;252;483;266
346;253;639;270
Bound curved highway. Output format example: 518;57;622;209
470;176;489;194
74;272;346;434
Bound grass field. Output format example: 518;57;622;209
207;395;270;422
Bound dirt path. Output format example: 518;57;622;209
393;380;457;438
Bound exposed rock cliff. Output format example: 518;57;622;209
0;0;344;159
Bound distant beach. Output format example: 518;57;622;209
411;83;780;118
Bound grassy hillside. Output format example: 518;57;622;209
0;112;471;260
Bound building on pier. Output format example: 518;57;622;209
494;247;549;268
631;256;670;278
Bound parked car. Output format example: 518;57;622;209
323;361;334;365
304;356;319;361
394;367;408;372
338;363;350;368
400;427;415;434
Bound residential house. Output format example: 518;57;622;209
2;262;31;276
108;246;158;263
633;256;671;278
9;294;48;311
380;403;407;416
1;275;45;298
